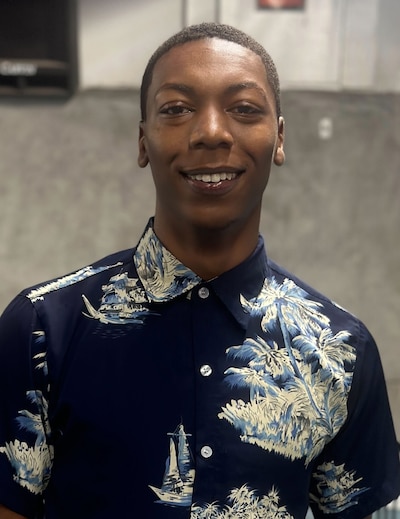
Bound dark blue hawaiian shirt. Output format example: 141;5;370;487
0;218;399;519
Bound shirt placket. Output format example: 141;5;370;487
189;282;240;505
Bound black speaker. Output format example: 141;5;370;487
0;0;78;98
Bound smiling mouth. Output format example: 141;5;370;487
182;168;244;184
188;171;238;183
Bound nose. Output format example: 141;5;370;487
189;105;234;149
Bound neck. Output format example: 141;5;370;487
153;218;259;280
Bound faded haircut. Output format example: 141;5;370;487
139;22;281;121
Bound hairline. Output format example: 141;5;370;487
140;25;281;121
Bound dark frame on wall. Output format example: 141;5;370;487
0;0;78;99
257;0;305;9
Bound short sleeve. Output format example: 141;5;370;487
0;294;52;518
309;322;400;519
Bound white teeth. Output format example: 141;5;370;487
191;172;237;183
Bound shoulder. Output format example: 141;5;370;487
0;248;136;331
0;247;138;362
20;248;135;305
266;258;369;350
268;259;348;309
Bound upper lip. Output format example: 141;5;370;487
181;166;245;176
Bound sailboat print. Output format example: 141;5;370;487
149;424;195;507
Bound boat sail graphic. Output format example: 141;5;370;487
149;425;195;507
82;272;155;325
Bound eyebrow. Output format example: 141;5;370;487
225;81;268;101
155;83;194;97
155;81;267;100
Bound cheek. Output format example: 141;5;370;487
248;136;277;168
146;140;168;170
242;126;277;153
145;127;183;164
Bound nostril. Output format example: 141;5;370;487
188;110;234;149
189;128;234;149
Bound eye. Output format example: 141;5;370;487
230;103;263;116
159;103;193;116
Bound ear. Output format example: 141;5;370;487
138;122;149;168
273;116;285;166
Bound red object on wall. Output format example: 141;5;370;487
258;0;305;9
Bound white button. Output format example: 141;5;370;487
198;287;209;299
200;445;213;458
200;364;212;377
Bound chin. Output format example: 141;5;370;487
190;214;247;235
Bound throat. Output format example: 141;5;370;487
168;230;257;280
153;213;259;279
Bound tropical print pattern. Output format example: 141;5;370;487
310;461;368;512
218;277;357;465
27;263;122;303
0;222;377;515
82;272;153;324
149;424;194;507
134;227;202;302
191;485;294;519
0;330;53;494
82;226;202;324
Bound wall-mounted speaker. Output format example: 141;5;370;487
0;0;78;98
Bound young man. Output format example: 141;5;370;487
0;23;399;519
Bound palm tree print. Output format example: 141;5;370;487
134;227;201;302
191;484;294;519
0;339;53;494
219;277;356;465
83;226;202;324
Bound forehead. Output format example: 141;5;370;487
150;38;270;95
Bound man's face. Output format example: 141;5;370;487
138;38;285;236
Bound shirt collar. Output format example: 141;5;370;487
133;219;270;328
209;238;269;329
134;219;202;302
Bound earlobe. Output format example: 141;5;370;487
274;116;285;166
138;124;149;168
274;147;285;166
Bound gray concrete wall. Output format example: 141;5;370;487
78;0;400;92
0;89;398;437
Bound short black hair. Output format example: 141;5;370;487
140;22;281;121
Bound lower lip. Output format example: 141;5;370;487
183;175;242;195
